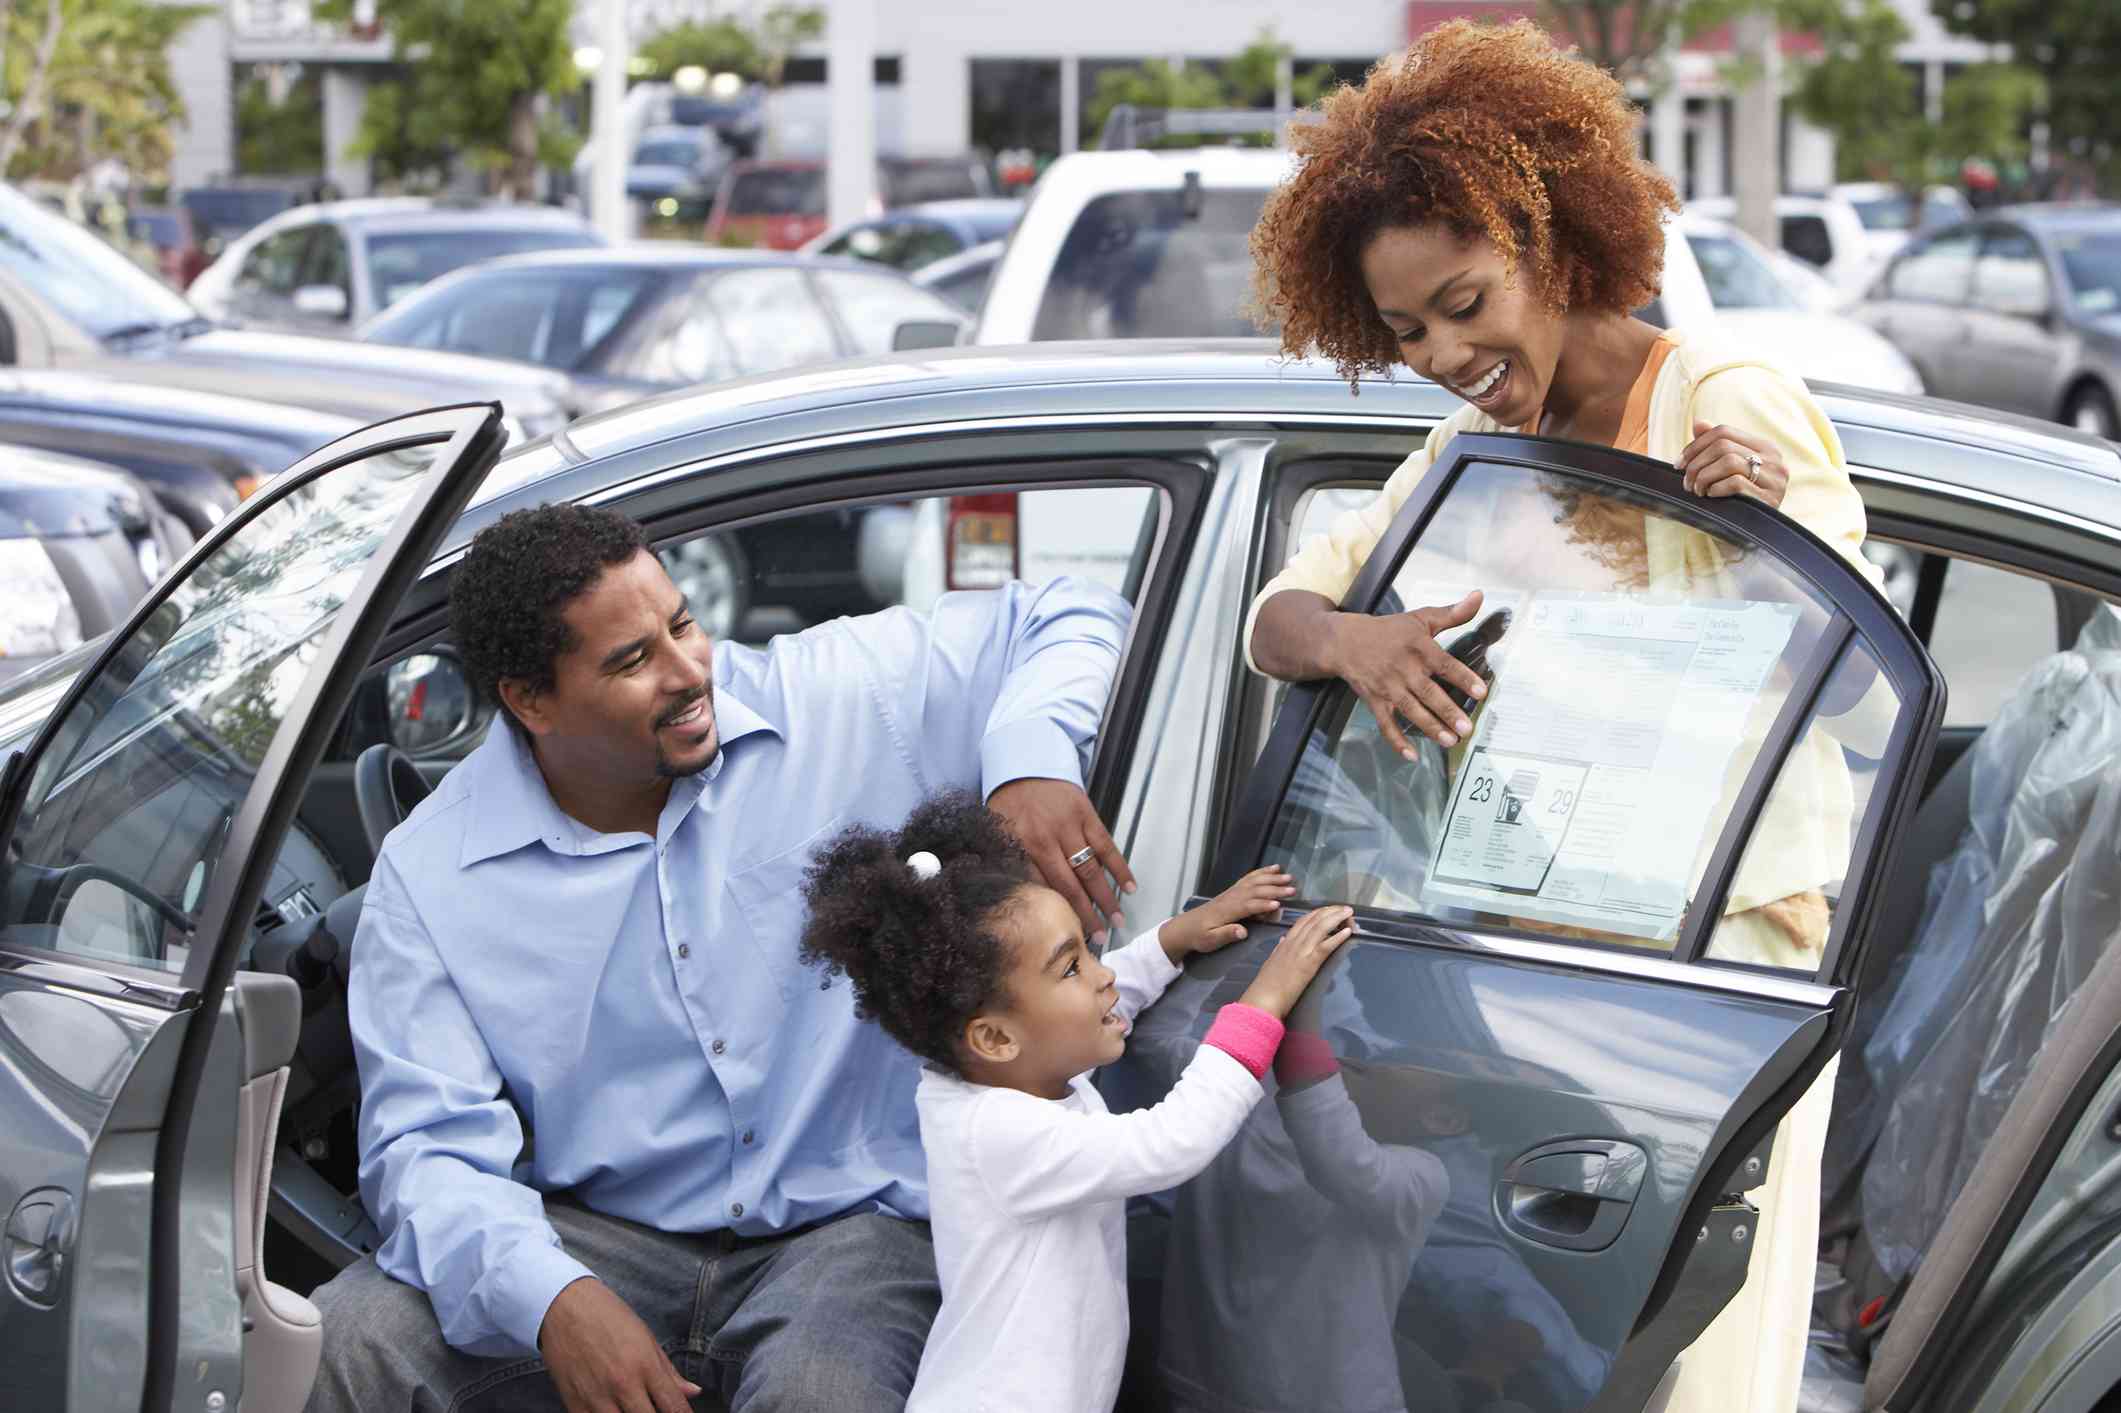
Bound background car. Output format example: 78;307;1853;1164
0;368;355;535
359;245;971;405
124;205;211;288
802;197;1022;272
0;445;190;683
0;182;580;436
178;177;319;259
186;196;605;335
913;237;1004;315
627;123;731;222
1691;190;1879;299
1680;212;1924;394
1851;204;2121;436
707;156;998;250
3;346;2117;1413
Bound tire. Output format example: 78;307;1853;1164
2064;382;2119;441
662;532;751;641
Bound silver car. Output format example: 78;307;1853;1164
1851;205;2121;437
0;346;2117;1413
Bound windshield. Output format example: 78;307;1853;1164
365;264;661;370
1687;230;1802;310
0;185;198;338
365;226;602;310
635;139;702;167
2056;231;2121;316
1033;187;1270;339
1849;192;1916;232
724;168;825;217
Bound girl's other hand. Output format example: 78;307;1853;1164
1239;905;1357;1019
1159;866;1298;961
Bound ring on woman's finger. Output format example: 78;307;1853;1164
1067;845;1097;870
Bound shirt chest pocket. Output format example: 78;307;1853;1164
724;813;845;1005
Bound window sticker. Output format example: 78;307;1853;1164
1420;591;1800;940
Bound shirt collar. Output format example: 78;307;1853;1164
457;684;783;868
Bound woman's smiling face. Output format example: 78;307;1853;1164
1360;222;1568;429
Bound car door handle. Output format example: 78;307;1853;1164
1496;1138;1647;1253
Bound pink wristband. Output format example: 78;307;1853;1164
1273;1030;1341;1086
1203;1003;1286;1081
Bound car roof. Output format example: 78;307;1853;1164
470;341;2121;534
424;243;879;275
291;198;597;235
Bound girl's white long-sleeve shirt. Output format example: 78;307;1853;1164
906;930;1268;1413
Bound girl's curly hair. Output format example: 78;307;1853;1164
1250;19;1679;385
799;791;1039;1072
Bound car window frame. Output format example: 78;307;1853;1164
1887;227;1981;306
1219;431;1944;988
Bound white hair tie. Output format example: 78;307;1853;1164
906;851;942;882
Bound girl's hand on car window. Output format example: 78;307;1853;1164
1679;421;1789;507
1159;866;1297;961
1324;591;1489;759
1240;904;1356;1019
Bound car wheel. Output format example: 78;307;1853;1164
663;532;751;640
2065;383;2119;441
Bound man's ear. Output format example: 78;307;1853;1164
964;1014;1019;1066
497;677;552;737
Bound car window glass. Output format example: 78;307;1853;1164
369;267;659;372
815;268;966;355
1781;214;1835;269
0;183;197;337
1688;231;1802;310
1035;188;1271;340
2054;231;2121;316
240;226;312;296
881;160;990;205
364;226;601;311
707;268;838;373
1972;231;2049;316
928;261;993;313
1;440;445;974
1921;554;2076;726
1887;231;1977;304
841;222;963;271
1850;191;1915;232
725;168;826;217
655;483;1156;648
1263;459;1852;959
1704;637;1900;971
303;225;351;294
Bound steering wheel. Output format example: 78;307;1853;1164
354;744;433;855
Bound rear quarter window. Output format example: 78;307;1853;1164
1031;187;1270;340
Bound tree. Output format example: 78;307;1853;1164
318;0;579;199
1083;29;1341;149
1933;0;2117;190
235;66;325;176
637;19;762;82
1;0;212;182
1538;0;1712;79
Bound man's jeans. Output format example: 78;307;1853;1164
305;1201;939;1411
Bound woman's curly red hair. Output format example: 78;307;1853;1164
1250;20;1678;384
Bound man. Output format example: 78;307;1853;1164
308;503;1135;1411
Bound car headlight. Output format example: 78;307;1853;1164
0;540;84;659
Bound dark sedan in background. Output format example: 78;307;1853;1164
358;245;970;406
1852;203;2121;437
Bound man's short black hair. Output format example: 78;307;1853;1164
450;503;650;720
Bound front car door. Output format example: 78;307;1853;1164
0;404;505;1410
1864;229;1978;402
1963;225;2062;419
1107;431;1941;1411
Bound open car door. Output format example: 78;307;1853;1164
0;405;504;1411
1109;432;1942;1412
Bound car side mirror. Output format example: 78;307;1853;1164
892;319;964;352
386;652;479;756
293;284;349;320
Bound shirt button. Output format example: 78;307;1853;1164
741;1129;755;1145
711;1038;726;1055
730;1201;744;1219
677;943;691;959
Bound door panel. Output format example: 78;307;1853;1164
0;404;506;1409
1111;432;1941;1412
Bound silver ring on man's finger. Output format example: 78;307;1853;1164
1067;845;1097;870
1744;453;1763;484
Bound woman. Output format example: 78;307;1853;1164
1244;20;1882;1412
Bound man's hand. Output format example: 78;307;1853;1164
539;1276;701;1413
1158;866;1297;963
988;777;1136;940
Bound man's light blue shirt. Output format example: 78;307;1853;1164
348;579;1129;1357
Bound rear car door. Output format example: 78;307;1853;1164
1108;431;1941;1412
0;404;504;1410
1962;226;2062;419
1865;230;1979;402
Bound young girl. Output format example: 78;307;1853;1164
799;791;1355;1413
